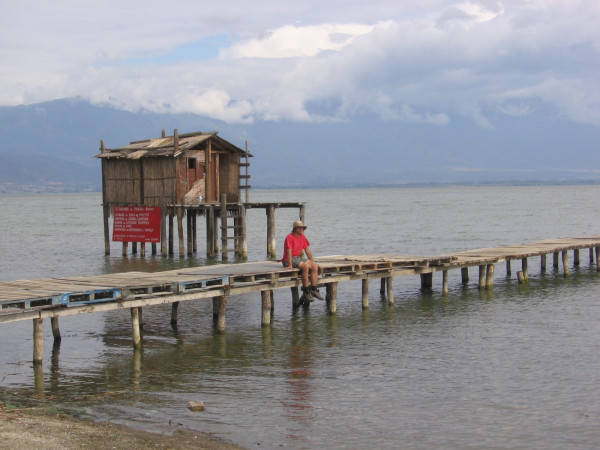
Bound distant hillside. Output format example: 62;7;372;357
0;97;599;192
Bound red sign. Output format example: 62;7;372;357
113;206;161;243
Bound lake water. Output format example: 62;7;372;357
1;185;600;449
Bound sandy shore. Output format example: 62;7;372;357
0;408;243;449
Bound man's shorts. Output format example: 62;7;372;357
291;256;307;268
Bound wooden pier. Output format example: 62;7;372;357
1;236;599;364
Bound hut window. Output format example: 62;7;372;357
188;159;196;169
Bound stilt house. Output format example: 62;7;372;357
96;129;251;206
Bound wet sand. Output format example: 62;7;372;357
0;408;243;449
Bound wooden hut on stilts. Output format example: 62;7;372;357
96;130;304;260
96;129;254;260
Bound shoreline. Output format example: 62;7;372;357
0;407;244;449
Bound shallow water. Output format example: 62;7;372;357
1;185;600;449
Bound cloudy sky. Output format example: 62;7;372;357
2;0;600;131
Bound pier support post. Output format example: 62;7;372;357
192;212;197;253
220;194;228;261
442;270;448;295
131;307;142;349
326;282;338;314
187;212;193;256
33;318;44;364
553;252;559;269
386;276;394;305
562;250;570;275
506;260;511;277
573;249;580;266
161;207;167;256
261;290;272;326
517;271;526;284
486;264;495;289
168;209;174;256
589;248;594;264
177;207;184;256
478;265;486;289
103;205;111;255
361;279;369;309
521;258;529;281
380;278;386;295
541;253;547;273
216;296;227;333
171;301;179;327
596;247;600;271
461;267;469;285
51;317;61;343
420;273;433;289
266;205;276;259
291;286;301;309
240;204;248;259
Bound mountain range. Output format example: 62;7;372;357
1;98;599;193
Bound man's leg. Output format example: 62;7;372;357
309;262;324;300
299;263;314;302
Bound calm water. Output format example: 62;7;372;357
1;186;600;449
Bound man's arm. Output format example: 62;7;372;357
305;247;315;262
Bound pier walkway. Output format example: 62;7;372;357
1;236;599;363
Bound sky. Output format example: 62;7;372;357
2;0;600;132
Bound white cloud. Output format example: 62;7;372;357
1;0;600;127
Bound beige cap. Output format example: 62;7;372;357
292;220;307;230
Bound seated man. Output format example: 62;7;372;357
281;220;324;302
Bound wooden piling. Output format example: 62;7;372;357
177;207;184;256
521;258;528;281
192;213;197;253
161;207;167;256
171;301;179;326
478;265;486;289
421;273;433;289
442;270;448;295
326;282;338;314
291;286;301;308
122;241;128;256
517;271;526;283
562;250;570;275
131;307;142;349
485;264;495;288
216;295;227;332
240;204;248;259
541;253;546;273
553;252;559;269
596;247;600;271
574;249;580;266
261;290;272;326
461;267;469;285
51;317;61;343
386;276;394;305
361;279;369;309
267;205;276;259
187;213;193;256
506;259;511;276
103;205;110;255
589;247;594;263
168;209;174;256
33;318;44;364
380;277;386;295
220;194;228;261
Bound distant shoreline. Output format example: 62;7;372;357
2;179;600;195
